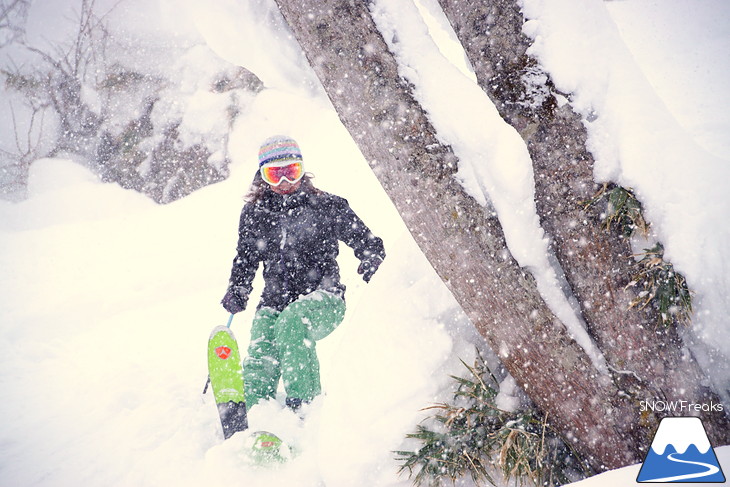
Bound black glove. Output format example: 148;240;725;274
357;256;383;283
221;286;248;314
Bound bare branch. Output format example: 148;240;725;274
0;0;24;24
0;0;30;47
2;99;49;179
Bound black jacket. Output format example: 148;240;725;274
227;187;385;311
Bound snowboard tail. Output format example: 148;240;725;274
208;325;248;439
216;401;248;440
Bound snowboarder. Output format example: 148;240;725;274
221;135;385;411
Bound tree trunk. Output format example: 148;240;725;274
437;0;729;444
274;0;645;470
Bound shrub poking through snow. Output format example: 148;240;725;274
584;184;693;328
628;243;693;327
396;356;589;487
583;183;648;237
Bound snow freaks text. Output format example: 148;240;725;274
640;400;725;413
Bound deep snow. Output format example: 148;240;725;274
0;0;728;486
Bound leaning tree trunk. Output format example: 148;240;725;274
437;0;729;444
274;0;647;470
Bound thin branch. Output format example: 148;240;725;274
0;0;24;25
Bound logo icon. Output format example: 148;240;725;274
637;417;725;483
215;346;232;360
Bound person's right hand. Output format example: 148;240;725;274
221;287;248;314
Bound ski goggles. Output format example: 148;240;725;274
260;161;304;186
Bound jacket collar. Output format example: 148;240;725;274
260;187;309;212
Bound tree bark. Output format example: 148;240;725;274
274;0;645;470
437;0;729;444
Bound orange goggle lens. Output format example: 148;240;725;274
260;162;304;186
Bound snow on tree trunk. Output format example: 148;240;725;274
274;0;645;470
436;0;729;445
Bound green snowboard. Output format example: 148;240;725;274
207;325;293;464
208;325;248;439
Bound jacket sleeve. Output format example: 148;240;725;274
333;197;385;263
226;204;261;299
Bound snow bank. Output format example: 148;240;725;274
564;445;729;487
0;66;477;487
168;0;321;96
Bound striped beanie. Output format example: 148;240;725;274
258;135;303;167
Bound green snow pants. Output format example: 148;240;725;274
243;290;346;407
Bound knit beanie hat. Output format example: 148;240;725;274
258;135;303;167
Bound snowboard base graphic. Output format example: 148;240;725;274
244;430;292;465
207;325;248;439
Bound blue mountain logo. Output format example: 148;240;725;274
637;416;725;483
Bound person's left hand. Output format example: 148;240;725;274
357;256;383;283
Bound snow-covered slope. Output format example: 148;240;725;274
566;446;729;487
0;0;727;486
0;96;478;487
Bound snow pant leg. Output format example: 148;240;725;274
242;307;281;407
274;291;346;403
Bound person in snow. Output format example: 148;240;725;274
221;135;385;411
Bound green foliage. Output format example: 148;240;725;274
629;243;693;327
396;357;589;487
583;183;648;237
584;184;694;327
